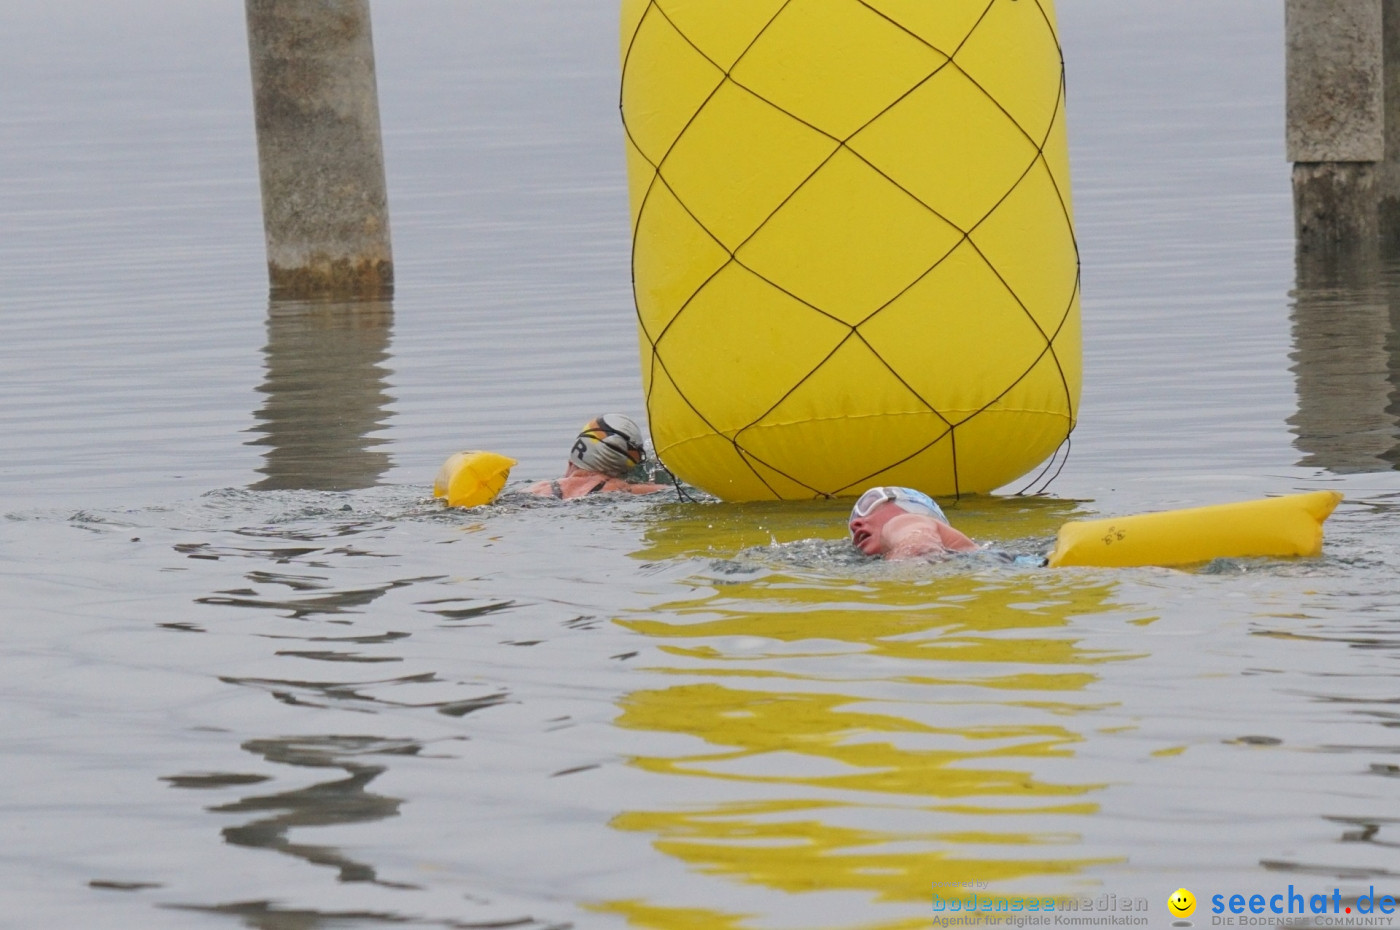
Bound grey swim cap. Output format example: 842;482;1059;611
568;414;646;478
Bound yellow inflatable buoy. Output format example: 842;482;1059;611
1046;491;1344;568
433;451;517;509
621;0;1079;501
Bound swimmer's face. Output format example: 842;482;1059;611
849;502;904;556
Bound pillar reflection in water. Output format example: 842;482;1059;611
211;735;416;888
599;504;1136;926
246;299;395;490
1290;253;1400;472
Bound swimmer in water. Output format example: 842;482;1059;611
847;486;980;560
527;414;670;499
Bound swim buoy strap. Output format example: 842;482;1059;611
1045;491;1343;568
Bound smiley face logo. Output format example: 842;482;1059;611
1168;888;1196;918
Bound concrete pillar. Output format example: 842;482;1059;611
245;0;393;298
1286;0;1387;253
1382;0;1400;250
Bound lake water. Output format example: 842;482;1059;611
3;2;1400;928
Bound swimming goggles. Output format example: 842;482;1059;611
849;486;948;524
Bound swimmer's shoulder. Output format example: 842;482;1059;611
527;472;669;499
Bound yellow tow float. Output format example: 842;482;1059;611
1046;491;1344;568
433;451;517;509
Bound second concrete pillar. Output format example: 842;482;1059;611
1286;0;1387;252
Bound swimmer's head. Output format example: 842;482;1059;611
569;414;646;478
848;486;948;531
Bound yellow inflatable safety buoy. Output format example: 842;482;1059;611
1046;491;1344;568
433;451;517;509
621;0;1079;501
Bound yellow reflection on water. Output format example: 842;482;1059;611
602;506;1143;928
632;495;1084;564
617;682;1101;799
593;897;936;930
592;899;755;930
612;798;1094;897
623;568;1137;681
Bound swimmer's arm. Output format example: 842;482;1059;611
882;517;952;560
622;481;670;495
528;477;669;497
939;523;979;552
